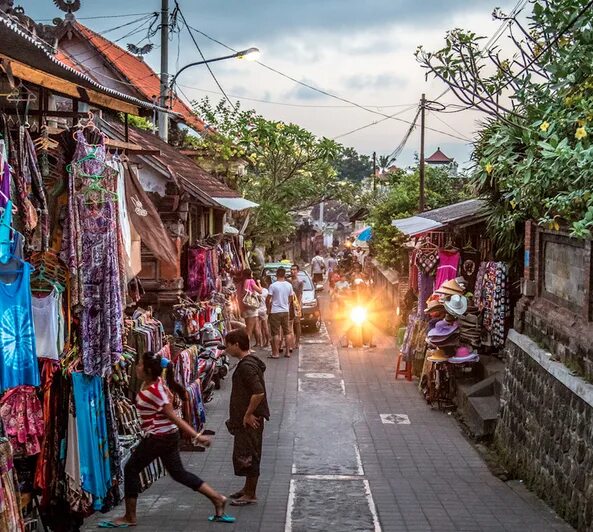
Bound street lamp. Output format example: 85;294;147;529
159;47;259;140
169;47;261;93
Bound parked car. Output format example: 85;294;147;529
262;263;321;331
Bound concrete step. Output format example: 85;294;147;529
480;354;506;379
464;395;501;439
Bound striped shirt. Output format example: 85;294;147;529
136;378;178;435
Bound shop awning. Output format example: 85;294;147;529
392;216;444;236
213;197;259;211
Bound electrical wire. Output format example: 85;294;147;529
428;111;469;141
36;12;155;22
388;106;422;160
180;23;472;141
174;3;237;110
177;83;418;109
497;0;593;92
332;105;418;140
432;0;530;103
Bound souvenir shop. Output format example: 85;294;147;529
397;207;512;408
0;65;238;528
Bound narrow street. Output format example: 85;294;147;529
86;295;571;532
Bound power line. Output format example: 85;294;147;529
497;0;593;92
36;12;155;22
177;83;418;109
389;106;422;160
180;24;472;142
332;105;418;140
428;111;469;141
432;0;530;103
173;3;236;110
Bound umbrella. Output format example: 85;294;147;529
357;226;372;242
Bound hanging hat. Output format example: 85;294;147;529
424;299;445;314
435;279;464;296
444;295;468;317
427;333;461;348
427;319;459;339
427;349;449;362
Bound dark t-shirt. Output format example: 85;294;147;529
290;278;304;304
229;355;270;426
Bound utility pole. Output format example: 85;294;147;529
419;93;426;212
372;151;377;192
158;0;169;142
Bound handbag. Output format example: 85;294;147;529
242;290;261;310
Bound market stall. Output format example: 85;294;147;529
395;200;512;407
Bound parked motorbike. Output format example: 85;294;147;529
196;345;217;403
199;322;230;389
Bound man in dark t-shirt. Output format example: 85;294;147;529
225;329;270;506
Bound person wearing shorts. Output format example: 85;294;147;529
266;267;294;359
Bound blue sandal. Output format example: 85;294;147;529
208;514;236;524
98;521;135;528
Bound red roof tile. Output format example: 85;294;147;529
426;147;454;163
66;23;205;132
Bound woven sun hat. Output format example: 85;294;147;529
424;299;445;314
435;279;464;296
444;294;468;317
427;319;459;339
455;345;472;358
427;348;449;362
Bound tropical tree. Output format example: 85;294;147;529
335;147;373;183
416;0;593;259
366;167;469;268
190;98;355;245
377;154;395;173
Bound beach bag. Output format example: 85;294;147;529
242;290;261;310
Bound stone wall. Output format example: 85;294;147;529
496;330;593;531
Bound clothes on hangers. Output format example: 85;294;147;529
32;288;65;360
65;131;123;377
474;261;510;348
71;372;112;511
435;249;460;290
0;386;44;457
0;261;40;392
0;438;25;532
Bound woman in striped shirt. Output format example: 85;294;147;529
102;351;235;527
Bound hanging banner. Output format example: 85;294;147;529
125;164;178;267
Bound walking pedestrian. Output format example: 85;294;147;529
225;329;270;507
289;264;304;349
311;249;326;285
101;351;235;527
257;275;271;348
327;252;338;276
266;267;294;359
238;269;262;350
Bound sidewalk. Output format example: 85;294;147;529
85;316;572;531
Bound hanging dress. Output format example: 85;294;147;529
65;131;123;377
0;261;40;391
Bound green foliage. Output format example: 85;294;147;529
367;167;470;268
119;113;155;132
417;0;593;259
335;147;372;182
191;98;355;246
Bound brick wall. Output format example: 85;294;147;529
496;331;593;531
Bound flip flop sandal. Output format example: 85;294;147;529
230;499;258;506
267;355;280;359
229;491;244;499
98;521;136;528
208;514;236;523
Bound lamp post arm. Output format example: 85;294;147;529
169;52;240;89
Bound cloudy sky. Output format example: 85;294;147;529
24;0;520;168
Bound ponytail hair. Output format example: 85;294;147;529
141;351;186;399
